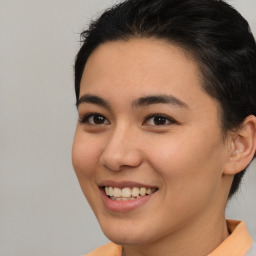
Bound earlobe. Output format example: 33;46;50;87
223;115;256;175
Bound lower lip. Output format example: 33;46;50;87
101;190;156;213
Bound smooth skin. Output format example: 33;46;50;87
72;38;256;256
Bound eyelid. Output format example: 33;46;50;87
143;113;177;126
78;112;177;126
79;112;110;125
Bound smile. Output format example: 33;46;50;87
99;181;159;212
104;186;158;201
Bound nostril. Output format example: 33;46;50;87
100;153;143;171
99;135;143;171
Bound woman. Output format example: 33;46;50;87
72;0;256;255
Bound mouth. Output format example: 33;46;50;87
99;181;159;212
102;186;158;201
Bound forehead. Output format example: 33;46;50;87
80;38;218;114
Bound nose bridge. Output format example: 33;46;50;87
99;123;142;171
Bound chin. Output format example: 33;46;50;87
100;220;152;246
104;231;149;246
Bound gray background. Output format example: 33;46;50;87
0;0;255;255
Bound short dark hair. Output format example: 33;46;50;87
74;0;256;198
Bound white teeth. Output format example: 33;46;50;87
146;188;152;195
108;187;114;196
111;197;136;201
104;186;156;199
113;187;122;197
131;187;140;197
121;187;132;198
140;187;146;196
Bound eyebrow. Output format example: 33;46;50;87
76;94;188;109
132;95;189;109
76;94;111;109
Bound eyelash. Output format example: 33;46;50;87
143;114;177;126
79;113;177;126
79;113;110;125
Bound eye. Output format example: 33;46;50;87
143;114;176;126
79;113;110;125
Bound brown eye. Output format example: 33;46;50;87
153;116;168;125
90;115;106;124
144;114;176;126
80;113;110;125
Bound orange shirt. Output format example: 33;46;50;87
84;220;254;256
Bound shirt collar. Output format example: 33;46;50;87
208;219;252;256
86;220;252;256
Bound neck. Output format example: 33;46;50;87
122;215;229;256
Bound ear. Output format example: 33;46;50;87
223;115;256;175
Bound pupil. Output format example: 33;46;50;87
154;116;166;125
94;115;104;124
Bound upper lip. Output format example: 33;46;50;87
98;180;158;189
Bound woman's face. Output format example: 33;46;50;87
72;39;231;245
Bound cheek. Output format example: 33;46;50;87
72;130;101;179
148;129;225;196
72;131;103;211
145;137;226;227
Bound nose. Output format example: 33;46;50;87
99;126;143;171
